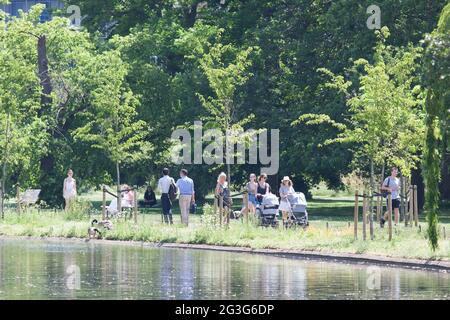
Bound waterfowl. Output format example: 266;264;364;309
87;227;102;239
91;219;113;230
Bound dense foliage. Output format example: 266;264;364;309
0;0;448;231
422;2;450;250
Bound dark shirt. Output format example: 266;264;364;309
144;190;156;203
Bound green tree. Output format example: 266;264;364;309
296;27;425;193
73;50;150;211
197;41;256;186
422;2;450;251
0;6;50;215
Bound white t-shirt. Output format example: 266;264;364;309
158;175;175;194
383;176;401;200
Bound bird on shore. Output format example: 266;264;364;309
87;226;102;239
91;219;113;230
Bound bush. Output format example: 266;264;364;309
64;198;93;221
201;204;218;228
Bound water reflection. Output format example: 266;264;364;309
0;239;448;300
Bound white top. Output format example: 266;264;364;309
279;185;295;201
63;177;76;199
158;175;175;194
383;176;401;200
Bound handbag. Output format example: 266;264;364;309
189;202;197;214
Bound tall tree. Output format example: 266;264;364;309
296;27;425;192
197;41;256;186
73;50;150;211
422;3;450;251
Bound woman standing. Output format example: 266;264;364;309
256;173;270;205
246;173;258;215
63;169;77;211
279;176;295;226
215;172;232;223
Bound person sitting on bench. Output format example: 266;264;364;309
139;186;157;208
122;184;134;208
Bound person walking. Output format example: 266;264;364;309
246;173;258;216
279;176;295;227
256;173;270;205
63;169;77;211
158;168;176;224
176;169;195;226
380;167;401;227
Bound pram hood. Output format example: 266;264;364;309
287;192;307;207
262;193;279;206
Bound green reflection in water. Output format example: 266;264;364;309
0;239;448;300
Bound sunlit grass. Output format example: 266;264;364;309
0;205;449;261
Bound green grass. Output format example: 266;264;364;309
1;194;449;261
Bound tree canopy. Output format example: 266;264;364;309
0;0;448;219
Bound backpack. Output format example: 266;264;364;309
168;180;178;201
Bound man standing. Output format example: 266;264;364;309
176;169;195;226
158;168;175;224
380;167;401;227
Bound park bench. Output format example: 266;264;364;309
18;189;41;210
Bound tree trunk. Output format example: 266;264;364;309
38;35;53;108
1;114;10;219
423;92;441;251
116;161;121;213
227;162;231;190
37;35;59;206
369;159;374;240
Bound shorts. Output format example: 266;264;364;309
387;198;400;210
248;193;257;206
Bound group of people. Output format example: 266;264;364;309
243;173;298;222
63;165;403;228
158;168;195;225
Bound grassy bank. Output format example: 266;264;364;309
0;201;449;261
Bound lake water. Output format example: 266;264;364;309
0;239;448;300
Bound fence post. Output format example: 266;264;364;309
388;194;393;241
16;184;21;215
0;185;3;220
369;192;374;240
117;185;122;215
102;186;106;220
354;191;359;240
133;188;138;224
401;177;407;226
243;192;249;225
413;185;419;227
219;196;223;227
362;194;367;241
213;196;218;226
408;186;414;227
226;203;230;228
376;187;381;223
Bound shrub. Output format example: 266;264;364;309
64;198;93;221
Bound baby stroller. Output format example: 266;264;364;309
256;193;279;227
285;192;309;227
